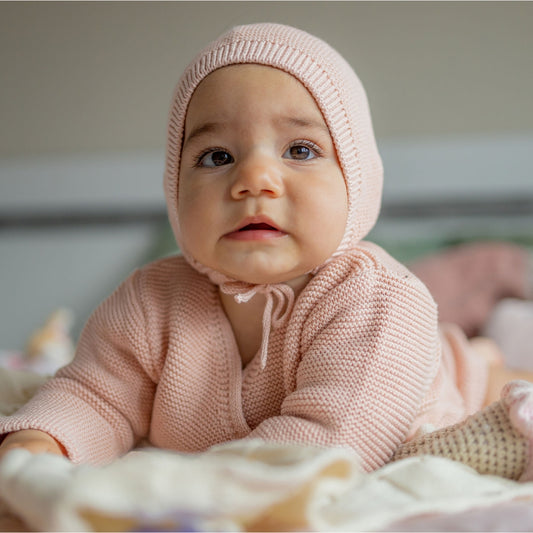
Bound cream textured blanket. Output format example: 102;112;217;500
2;369;533;532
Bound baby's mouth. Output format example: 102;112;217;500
225;219;286;241
238;222;277;232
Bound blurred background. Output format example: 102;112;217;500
1;1;532;353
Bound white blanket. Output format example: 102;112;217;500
2;368;533;532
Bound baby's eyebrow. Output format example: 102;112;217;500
183;115;330;148
182;121;224;147
275;115;330;136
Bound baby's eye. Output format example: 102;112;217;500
197;150;234;167
283;142;319;161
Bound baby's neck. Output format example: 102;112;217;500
219;275;311;367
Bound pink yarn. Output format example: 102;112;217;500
163;23;383;274
0;24;489;470
162;23;385;364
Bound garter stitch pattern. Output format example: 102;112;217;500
163;22;385;369
0;24;491;471
0;245;486;468
164;22;383;275
161;23;387;367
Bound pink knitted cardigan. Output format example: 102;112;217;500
0;246;486;469
0;24;488;469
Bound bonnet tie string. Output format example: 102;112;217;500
222;283;295;369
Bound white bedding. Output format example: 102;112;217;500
3;369;533;531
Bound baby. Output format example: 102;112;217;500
1;23;533;478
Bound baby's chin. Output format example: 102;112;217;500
220;268;314;293
183;248;319;290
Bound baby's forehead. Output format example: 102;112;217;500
185;63;328;129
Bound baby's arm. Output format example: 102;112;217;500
249;253;441;471
0;267;161;465
0;430;66;461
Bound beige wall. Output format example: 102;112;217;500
1;1;532;352
1;1;532;157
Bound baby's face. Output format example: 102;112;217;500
178;64;347;288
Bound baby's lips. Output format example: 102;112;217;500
238;222;278;232
232;214;283;233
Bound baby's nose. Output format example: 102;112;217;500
230;157;283;199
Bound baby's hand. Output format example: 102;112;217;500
0;429;67;461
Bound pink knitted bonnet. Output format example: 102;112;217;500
163;23;384;365
164;22;383;271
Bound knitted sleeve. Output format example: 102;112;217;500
0;268;159;465
249;252;440;472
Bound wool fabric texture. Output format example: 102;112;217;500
0;247;486;469
164;22;383;276
164;22;385;367
0;23;489;469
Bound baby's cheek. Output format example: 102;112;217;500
317;199;346;245
177;207;200;249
